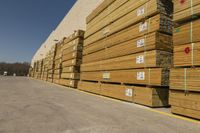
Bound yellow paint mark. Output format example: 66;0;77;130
148;108;200;124
30;78;200;125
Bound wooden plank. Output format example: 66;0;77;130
84;12;172;46
62;43;83;56
134;86;169;107
86;0;146;37
81;50;172;72
173;0;200;14
101;84;134;102
62;66;80;73
78;81;101;94
83;32;172;56
61;73;80;80
171;106;200;120
169;90;200;111
62;51;82;62
62;59;82;67
173;19;200;45
86;0;116;24
83;32;172;63
62;38;83;51
59;79;78;88
81;68;169;86
170;68;200;92
174;3;200;23
174;42;200;67
63;30;84;44
85;0;172;39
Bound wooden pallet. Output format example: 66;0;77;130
80;68;169;86
170;68;200;92
173;19;200;45
169;90;200;119
174;42;200;67
62;51;82;62
62;66;80;73
81;50;172;72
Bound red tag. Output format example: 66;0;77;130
184;47;190;54
180;0;186;4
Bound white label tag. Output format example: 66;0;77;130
137;7;145;16
103;72;110;79
136;55;144;64
139;22;147;32
125;88;133;97
137;72;145;80
137;39;145;48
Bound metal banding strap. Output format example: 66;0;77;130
190;0;194;16
190;0;193;43
191;43;194;66
184;68;187;94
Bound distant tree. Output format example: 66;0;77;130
0;62;30;76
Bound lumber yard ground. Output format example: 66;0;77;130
0;77;199;133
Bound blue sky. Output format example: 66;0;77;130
0;0;76;63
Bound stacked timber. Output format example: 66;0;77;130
47;45;56;83
41;56;48;81
59;30;84;88
53;42;62;84
170;0;200;119
79;0;173;106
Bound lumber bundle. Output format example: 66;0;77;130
170;0;200;119
173;0;200;23
79;0;173;107
47;45;56;83
59;30;84;88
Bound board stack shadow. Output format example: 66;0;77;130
78;0;173;106
59;30;84;88
170;0;200;119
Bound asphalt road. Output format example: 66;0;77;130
0;77;199;133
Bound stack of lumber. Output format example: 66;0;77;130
33;60;43;79
53;42;62;84
41;57;48;81
79;0;173;106
170;0;200;119
47;45;56;83
28;67;34;77
59;30;84;88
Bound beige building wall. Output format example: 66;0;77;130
31;0;103;66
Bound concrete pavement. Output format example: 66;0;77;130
0;77;199;133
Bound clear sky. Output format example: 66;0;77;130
0;0;76;63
